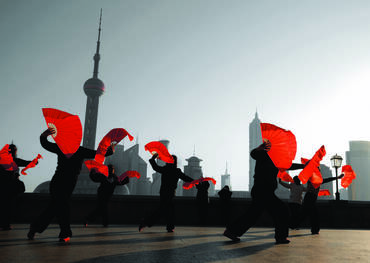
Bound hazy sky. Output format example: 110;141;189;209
1;0;370;192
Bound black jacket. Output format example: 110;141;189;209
90;171;129;201
40;135;113;193
149;158;193;196
251;148;304;193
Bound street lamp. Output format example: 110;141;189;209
330;154;343;201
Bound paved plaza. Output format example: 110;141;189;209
0;225;369;263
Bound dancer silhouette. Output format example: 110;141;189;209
301;172;344;234
0;144;32;230
279;176;307;229
223;141;305;244
196;179;210;225
139;153;193;232
28;128;114;242
218;185;232;226
84;165;129;227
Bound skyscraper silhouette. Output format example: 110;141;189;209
221;162;231;189
249;111;262;191
346;141;370;201
82;9;105;149
183;155;203;197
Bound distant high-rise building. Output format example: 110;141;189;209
104;143;149;195
82;9;105;150
183;155;203;197
221;163;231;189
151;140;170;196
346;141;370;201
340;188;349;200
176;180;183;197
249;111;262;191
209;182;216;197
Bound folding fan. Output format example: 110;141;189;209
341;165;356;188
21;154;42;175
318;189;331;196
182;177;216;190
277;170;294;183
0;144;17;171
260;123;297;169
84;160;108;177
144;141;174;163
42;108;83;158
95;128;134;164
298;146;326;186
118;170;141;183
304;154;324;188
299;150;325;186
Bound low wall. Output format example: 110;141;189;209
13;193;370;229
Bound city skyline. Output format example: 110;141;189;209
1;1;370;193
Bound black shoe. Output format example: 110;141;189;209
223;229;240;242
275;238;290;244
167;229;174;233
311;231;319;235
139;223;146;232
59;237;71;243
27;230;35;240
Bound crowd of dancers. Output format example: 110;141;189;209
0;127;346;245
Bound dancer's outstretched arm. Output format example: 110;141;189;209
178;171;193;183
14;158;32;167
322;173;344;184
288;163;305;170
278;179;291;189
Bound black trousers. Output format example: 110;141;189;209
0;180;24;228
144;193;175;231
227;188;289;241
219;200;232;226
288;203;302;229
196;200;209;225
0;194;14;228
86;197;109;226
301;193;319;233
30;183;73;239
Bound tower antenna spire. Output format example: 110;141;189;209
93;8;102;78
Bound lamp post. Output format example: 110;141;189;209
330;154;343;201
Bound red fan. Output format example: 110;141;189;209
182;177;216;190
318;189;331;196
84;160;108;177
341;165;356;188
144;141;174;163
260;123;297;169
118;170;141;183
0;144;17;171
182;182;193;190
277;170;294;183
42;108;83;158
298;145;326;186
21;154;42;175
95;128;134;163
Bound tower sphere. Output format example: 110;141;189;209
83;77;105;96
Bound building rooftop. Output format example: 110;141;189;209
1;225;369;263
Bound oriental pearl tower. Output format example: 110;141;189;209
73;10;105;194
83;9;105;150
